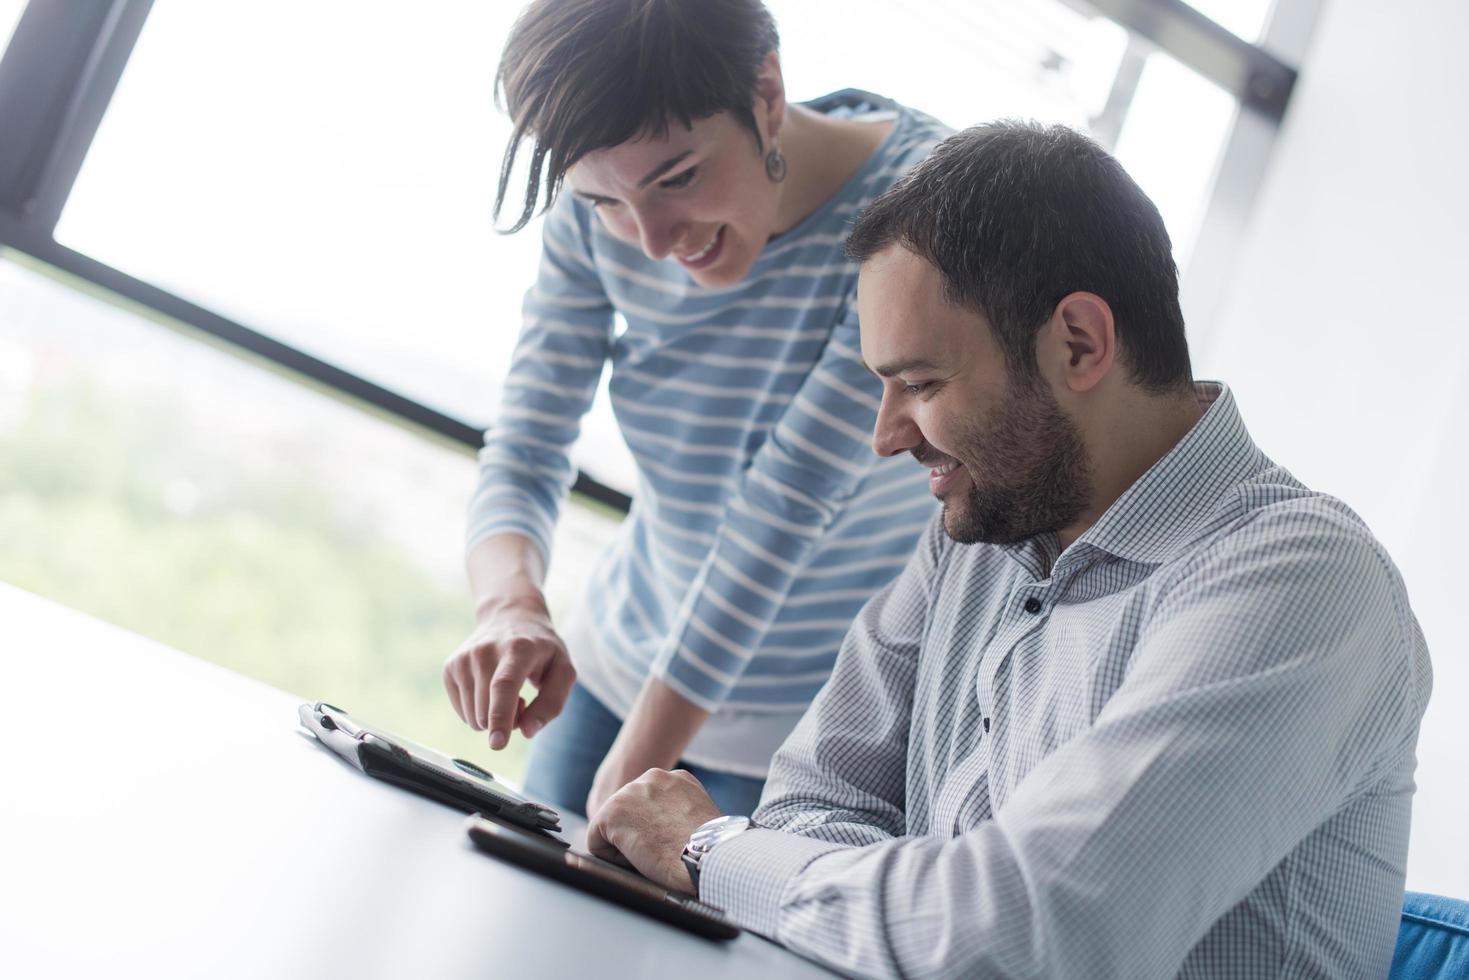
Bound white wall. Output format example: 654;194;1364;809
1196;0;1469;896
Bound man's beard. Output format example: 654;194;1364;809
936;378;1092;546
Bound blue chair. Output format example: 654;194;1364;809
1392;891;1469;979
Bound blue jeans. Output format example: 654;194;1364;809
522;683;767;819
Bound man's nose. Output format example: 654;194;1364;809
872;393;922;458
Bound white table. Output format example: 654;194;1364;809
0;583;833;979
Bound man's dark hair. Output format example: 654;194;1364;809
494;0;780;233
846;121;1193;393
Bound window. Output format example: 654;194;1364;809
55;2;531;432
57;0;641;493
1113;52;1235;271
768;0;1235;269
1182;0;1275;42
2;0;1303;786
0;251;618;781
771;0;1129;133
0;0;25;57
57;0;1248;502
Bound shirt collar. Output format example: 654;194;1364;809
1003;382;1265;572
1072;382;1265;565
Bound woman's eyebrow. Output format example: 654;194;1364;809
637;150;695;188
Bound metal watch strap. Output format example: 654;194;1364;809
681;815;753;896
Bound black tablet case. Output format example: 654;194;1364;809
299;701;564;841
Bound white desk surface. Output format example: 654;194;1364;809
0;582;835;979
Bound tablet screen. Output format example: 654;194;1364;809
470;816;671;902
390;729;526;801
466;814;740;941
558;846;673;902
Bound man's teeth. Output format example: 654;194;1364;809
932;461;958;475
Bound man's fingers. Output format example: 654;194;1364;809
601;848;636;869
584;811;624;864
518;653;575;738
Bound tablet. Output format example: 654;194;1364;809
298;701;564;841
464;814;740;941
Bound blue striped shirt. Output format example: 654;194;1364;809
468;92;948;772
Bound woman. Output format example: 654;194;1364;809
443;0;947;818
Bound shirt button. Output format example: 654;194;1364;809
1023;597;1043;615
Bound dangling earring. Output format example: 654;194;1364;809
764;146;787;183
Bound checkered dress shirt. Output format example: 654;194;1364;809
701;383;1432;979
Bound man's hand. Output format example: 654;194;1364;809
586;738;654;819
442;590;575;750
586;769;722;895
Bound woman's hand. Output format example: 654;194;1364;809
442;589;576;750
585;677;712;816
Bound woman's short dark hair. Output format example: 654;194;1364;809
846;121;1193;394
494;0;779;233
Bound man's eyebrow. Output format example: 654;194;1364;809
864;356;941;378
637;151;695;189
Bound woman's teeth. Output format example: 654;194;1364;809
685;232;719;261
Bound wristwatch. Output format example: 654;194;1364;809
681;814;753;896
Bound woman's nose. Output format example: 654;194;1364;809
632;204;685;261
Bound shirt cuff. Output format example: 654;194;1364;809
699;828;846;939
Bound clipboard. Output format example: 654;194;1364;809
298;701;564;842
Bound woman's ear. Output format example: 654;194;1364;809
753;50;786;143
1044;291;1116;394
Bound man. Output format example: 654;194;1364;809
587;122;1432;978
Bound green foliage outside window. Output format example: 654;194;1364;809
0;255;621;787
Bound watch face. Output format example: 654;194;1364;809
691;815;751;848
685;816;750;881
686;814;752;878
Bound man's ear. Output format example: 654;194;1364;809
753;50;787;143
1045;291;1116;394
